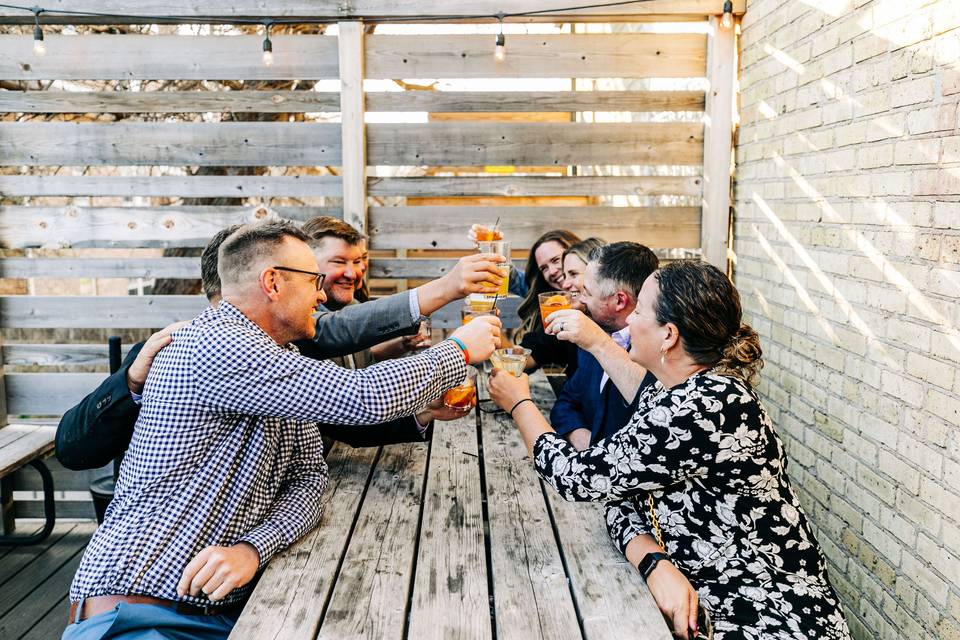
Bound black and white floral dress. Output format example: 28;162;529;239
533;371;851;640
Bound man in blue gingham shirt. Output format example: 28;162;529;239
64;222;502;640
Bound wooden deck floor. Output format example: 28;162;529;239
0;520;97;640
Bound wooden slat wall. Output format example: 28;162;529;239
0;12;726;446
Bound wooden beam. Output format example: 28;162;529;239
0;122;702;167
700;16;736;271
365;33;707;79
0;335;7;428
0;175;342;198
369;206;701;249
338;21;367;235
0;90;704;114
0;2;747;24
0;295;520;329
0;35;339;80
0;175;700;198
0;206;339;249
3;343;133;368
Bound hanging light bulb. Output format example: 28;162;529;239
720;0;734;30
32;8;45;57
261;21;274;67
494;13;506;62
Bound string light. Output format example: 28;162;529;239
31;6;44;56
494;13;505;62
720;0;734;29
1;0;669;60
261;20;273;67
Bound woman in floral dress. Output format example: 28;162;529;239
489;260;851;640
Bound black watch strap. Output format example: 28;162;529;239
637;551;670;581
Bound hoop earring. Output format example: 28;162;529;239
659;346;667;367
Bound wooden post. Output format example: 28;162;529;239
0;335;11;534
701;15;736;273
338;21;368;234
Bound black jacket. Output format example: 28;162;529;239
55;341;430;471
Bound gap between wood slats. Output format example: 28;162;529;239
0;1;746;23
0;90;704;114
0;122;703;167
0;175;700;198
0;33;706;80
0;295;521;330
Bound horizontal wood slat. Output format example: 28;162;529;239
0;122;703;167
0;34;706;80
0;206;338;248
3;343;133;367
364;34;707;79
0;90;704;114
369;206;701;249
7;374;103;416
0;175;699;198
0;35;340;80
0;294;520;329
0;257;525;280
0;1;745;23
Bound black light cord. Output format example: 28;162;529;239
0;0;671;26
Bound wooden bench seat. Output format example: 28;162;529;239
0;424;57;546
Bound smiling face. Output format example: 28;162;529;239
535;240;566;290
561;253;587;295
312;237;364;309
273;237;326;341
627;272;665;370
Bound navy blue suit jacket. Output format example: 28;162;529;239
549;348;654;446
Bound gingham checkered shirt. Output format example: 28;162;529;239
69;301;466;606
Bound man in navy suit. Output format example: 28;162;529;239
549;242;659;450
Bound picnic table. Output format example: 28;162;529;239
231;372;670;640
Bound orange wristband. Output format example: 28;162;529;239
447;337;470;364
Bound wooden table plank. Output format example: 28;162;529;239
0;522;75;587
527;374;672;640
320;442;427;640
229;443;380;640
483;408;583;640
0;424;56;477
407;414;492;640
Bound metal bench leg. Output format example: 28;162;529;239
0;459;56;546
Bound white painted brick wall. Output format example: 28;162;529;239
737;1;960;637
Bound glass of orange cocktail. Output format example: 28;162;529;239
477;240;511;297
443;367;478;409
538;291;575;330
461;307;497;325
475;226;503;242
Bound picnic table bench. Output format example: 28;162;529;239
231;372;670;640
0;423;56;546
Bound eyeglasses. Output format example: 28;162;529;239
273;266;326;291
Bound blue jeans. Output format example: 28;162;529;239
62;602;238;640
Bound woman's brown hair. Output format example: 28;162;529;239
654;260;763;384
516;229;581;337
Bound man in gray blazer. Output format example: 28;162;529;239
56;223;505;469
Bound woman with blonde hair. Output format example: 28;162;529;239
490;261;851;640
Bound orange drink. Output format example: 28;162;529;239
475;226;503;241
461;308;497;325
443;367;478;409
466;294;496;313
477;240;511;296
538;291;574;330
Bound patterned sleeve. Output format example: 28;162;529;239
239;425;328;568
192;322;467;426
533;374;748;502
604;496;651;555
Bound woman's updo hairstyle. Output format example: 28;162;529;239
654;260;763;384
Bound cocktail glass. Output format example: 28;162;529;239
442;367;479;409
538;291;575;330
490;347;531;378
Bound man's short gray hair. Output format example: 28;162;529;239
218;221;309;289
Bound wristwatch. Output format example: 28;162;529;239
637;551;670;581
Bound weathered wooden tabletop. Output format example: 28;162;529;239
231;373;670;640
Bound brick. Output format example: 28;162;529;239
896;490;942;534
878;450;921;494
926;387;960;427
880;370;924;406
928;267;960;298
920;478;960;517
901;552;949;605
906;352;956;389
891;76;937;107
894;138;940;165
858;143;894;169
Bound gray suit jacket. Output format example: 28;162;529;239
307;290;419;360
